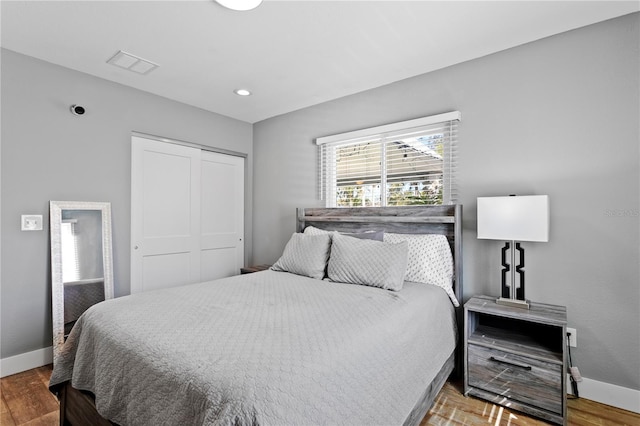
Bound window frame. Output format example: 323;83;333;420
316;111;461;208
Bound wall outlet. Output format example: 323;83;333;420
21;214;43;231
567;327;577;347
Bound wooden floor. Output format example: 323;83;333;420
423;382;639;425
1;366;58;426
2;365;639;425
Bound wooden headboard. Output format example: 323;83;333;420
296;205;463;304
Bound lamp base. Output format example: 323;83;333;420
496;297;530;309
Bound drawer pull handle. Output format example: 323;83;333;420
489;356;532;370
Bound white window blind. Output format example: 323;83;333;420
317;111;460;207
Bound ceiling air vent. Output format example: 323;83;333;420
107;50;159;75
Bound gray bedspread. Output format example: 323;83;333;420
50;270;456;426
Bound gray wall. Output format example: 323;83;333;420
1;49;253;358
253;14;639;390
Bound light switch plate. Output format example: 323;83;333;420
21;214;43;231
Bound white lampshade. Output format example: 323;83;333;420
215;0;262;11
477;195;549;242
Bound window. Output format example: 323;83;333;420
317;111;460;207
61;219;80;283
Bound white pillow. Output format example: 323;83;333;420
327;233;408;291
270;233;331;280
383;233;459;306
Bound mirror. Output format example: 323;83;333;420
50;201;114;366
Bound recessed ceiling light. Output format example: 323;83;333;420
106;50;159;75
215;0;262;11
234;89;252;96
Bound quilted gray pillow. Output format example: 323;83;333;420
270;233;331;279
327;233;408;291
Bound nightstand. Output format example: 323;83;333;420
464;295;567;425
240;264;271;274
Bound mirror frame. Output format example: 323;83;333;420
50;201;114;365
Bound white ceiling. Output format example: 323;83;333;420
2;1;638;123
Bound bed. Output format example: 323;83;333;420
50;205;463;426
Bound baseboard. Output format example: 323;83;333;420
0;346;53;378
568;375;640;414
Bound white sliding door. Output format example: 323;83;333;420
131;136;244;293
200;151;244;281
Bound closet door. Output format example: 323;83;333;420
131;136;245;293
131;137;201;293
200;151;244;282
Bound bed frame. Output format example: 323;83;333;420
56;205;463;426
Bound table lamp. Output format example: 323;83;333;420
477;195;549;309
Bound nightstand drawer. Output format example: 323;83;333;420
468;344;562;414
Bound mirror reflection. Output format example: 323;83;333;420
50;201;114;366
60;210;105;337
